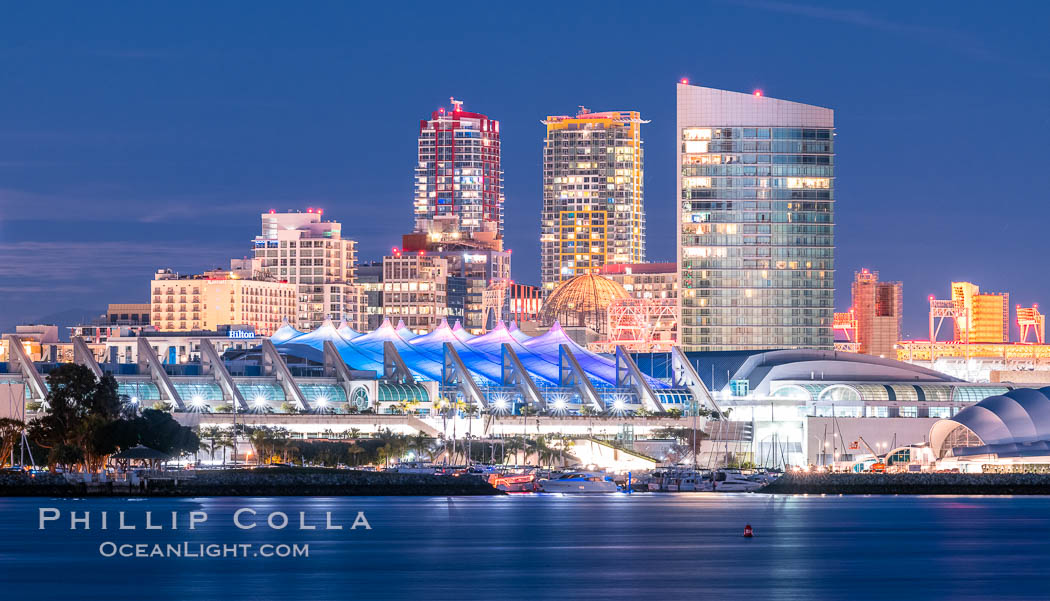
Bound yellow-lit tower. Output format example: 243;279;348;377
541;108;647;291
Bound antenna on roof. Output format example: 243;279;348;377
578;105;589;115
450;97;464;112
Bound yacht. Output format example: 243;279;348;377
487;472;537;493
647;469;713;492
712;469;765;492
538;472;618;493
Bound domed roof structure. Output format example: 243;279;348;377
540;274;629;335
930;387;1050;459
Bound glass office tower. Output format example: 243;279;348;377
677;83;834;351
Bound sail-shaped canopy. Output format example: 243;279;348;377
409;319;502;384
350;319;441;380
270;320;304;344
451;320;475;342
508;321;532;344
336;319;362;341
274;318;385;375
465;321;559;385
395;320;419;340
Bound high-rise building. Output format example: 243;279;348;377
414;98;503;240
677;82;835;351
357;261;385;331
252;210;363;330
150;268;296;336
399;231;511;334
541;109;646;290
599;262;678;302
951;281;1009;343
381;251;449;332
850;269;902;358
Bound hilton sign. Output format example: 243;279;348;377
227;330;256;339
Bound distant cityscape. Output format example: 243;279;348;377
3;82;1050;473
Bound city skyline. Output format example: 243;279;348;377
1;2;1048;340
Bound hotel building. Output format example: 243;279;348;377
380;252;449;332
414;98;503;240
677;83;834;351
541;109;647;290
150;268;296;336
252;210;363;330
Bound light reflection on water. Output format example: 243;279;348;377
2;494;1049;601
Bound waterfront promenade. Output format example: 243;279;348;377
762;472;1050;495
0;468;500;497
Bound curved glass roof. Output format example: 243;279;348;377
377;382;430;403
931;387;1050;458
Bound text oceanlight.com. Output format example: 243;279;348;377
99;542;310;558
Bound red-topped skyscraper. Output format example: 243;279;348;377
414;97;504;243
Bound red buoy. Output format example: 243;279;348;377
743;524;753;538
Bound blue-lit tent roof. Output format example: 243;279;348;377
409;319;502;384
451;321;475;342
465;321;559;385
278;319;384;374
508;322;531;344
350;319;440;380
271;321;304;344
289;319;342;348
395;320;418;340
273;319;675;391
337;320;362;340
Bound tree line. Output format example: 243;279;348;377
2;364;200;471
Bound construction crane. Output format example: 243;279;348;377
856;436;887;473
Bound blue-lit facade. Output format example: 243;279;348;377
275;319;693;414
677;83;834;351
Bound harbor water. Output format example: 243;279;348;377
2;494;1048;600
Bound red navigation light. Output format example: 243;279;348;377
318;208;323;215
680;78;689;84
392;247;399;253
928;295;935;301
754;90;763;97
269;209;276;214
418;250;425;256
307;207;313;213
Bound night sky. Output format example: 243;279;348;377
1;1;1047;339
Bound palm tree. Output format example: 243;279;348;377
536;436;572;468
410;431;430;461
216;434;235;466
347;443;365;467
248;427;272;465
500;436;521;466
